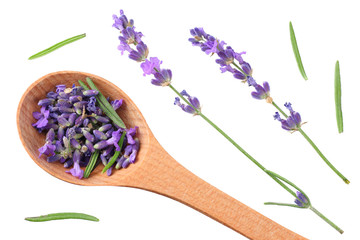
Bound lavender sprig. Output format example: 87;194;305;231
113;9;343;233
188;27;349;185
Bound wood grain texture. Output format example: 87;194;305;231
17;71;308;240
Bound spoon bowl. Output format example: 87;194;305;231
17;71;307;240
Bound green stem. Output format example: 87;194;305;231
272;101;349;184
309;206;344;234
168;83;343;233
264;202;303;209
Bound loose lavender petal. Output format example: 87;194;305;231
38;143;56;157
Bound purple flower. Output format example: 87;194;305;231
111;99;123;110
129;42;148;62
87;96;97;113
189;27;225;55
294;191;309;208
174;90;201;115
140;57;162;76
274;103;303;132
216;47;236;66
119;27;143;45
126;126;138;145
112;9;133;32
66;150;84;179
32;106;50;129
151;69;172;86
251;81;271;102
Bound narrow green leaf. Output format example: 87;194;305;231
83;150;100;178
25;212;99;222
289;22;308;80
85;77;126;128
334;60;343;133
28;33;86;60
102;131;126;173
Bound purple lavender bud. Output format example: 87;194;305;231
102;146;114;157
106;166;113;176
83;118;90;127
59;106;75;113
79;155;90;167
100;154;108;166
60;113;71;118
284;102;294;113
94;116;110;123
241;62;252;75
174;97;196;114
72;149;81;163
111;99;123;110
58;91;70;99
99;124;112;132
93;130;108;140
49;112;59;119
122;159;131;168
64;159;74;168
128;138;139;164
47;154;62;163
140;57;162;76
56;99;73;108
82;129;95;142
43;123;59;131
56;85;66;93
94;140;109;150
151;69;172;86
55;140;64;152
87;96;97;113
47;91;58;99
57;116;71;128
112;9;132;31
115;156;126;169
45;128;55;142
129;42;149;62
82;90;99;97
68;113;77;126
251;82;271;100
73;101;88;109
233;70;246;80
70;138;81;149
105;129;114;138
294;191;309;207
217;47;235;66
85;140;95;153
38;98;55;107
106;129;122;150
69;95;82;103
181;90;201;109
273;112;282;121
75;116;83;126
75;106;82;115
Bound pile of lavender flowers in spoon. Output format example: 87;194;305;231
32;77;139;179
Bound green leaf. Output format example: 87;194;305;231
28;33;86;60
334;60;343;133
289;22;308;80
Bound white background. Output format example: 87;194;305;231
1;0;359;239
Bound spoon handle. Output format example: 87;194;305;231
124;138;308;240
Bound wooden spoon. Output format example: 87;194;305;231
17;71;307;240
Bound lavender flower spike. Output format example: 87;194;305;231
151;69;172;86
129;42;149;62
251;81;272;103
174;90;201;115
274;103;303;132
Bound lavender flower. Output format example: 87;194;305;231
141;57;162;76
274;102;303;132
151;69;172;86
111;99;123;110
66;150;84;179
32;106;49;129
294;191;309;208
174;90;201;115
129;42;149;62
